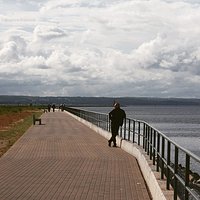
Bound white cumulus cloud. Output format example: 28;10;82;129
0;0;200;97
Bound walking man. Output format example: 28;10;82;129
108;102;126;147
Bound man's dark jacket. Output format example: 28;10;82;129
109;108;126;126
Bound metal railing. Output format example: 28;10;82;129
65;107;200;200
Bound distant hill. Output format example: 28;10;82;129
0;95;200;106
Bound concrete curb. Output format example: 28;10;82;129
120;140;174;200
65;111;173;200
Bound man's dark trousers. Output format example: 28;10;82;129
109;124;120;147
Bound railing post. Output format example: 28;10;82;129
153;130;156;165
105;115;107;130
167;141;171;190
161;136;165;179
185;154;190;200
150;127;153;160
132;120;135;143
143;123;146;149
108;118;110;132
145;124;148;153
124;118;126;139
120;126;122;137
174;147;178;200
97;113;99;127
147;126;150;155
138;122;141;145
128;119;131;141
157;134;160;172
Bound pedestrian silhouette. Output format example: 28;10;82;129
108;102;126;147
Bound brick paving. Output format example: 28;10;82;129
0;112;151;200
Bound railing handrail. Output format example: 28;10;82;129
65;107;200;200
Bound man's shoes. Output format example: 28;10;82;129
108;141;111;147
113;144;117;147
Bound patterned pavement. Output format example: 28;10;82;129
0;112;151;200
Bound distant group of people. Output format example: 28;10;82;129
47;104;65;112
47;104;55;112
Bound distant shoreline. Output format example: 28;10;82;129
0;95;200;106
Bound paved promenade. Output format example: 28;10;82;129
0;112;151;200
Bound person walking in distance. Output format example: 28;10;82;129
108;102;126;147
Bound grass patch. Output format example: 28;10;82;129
0;105;43;115
0;106;42;157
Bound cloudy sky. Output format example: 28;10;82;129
0;0;200;97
